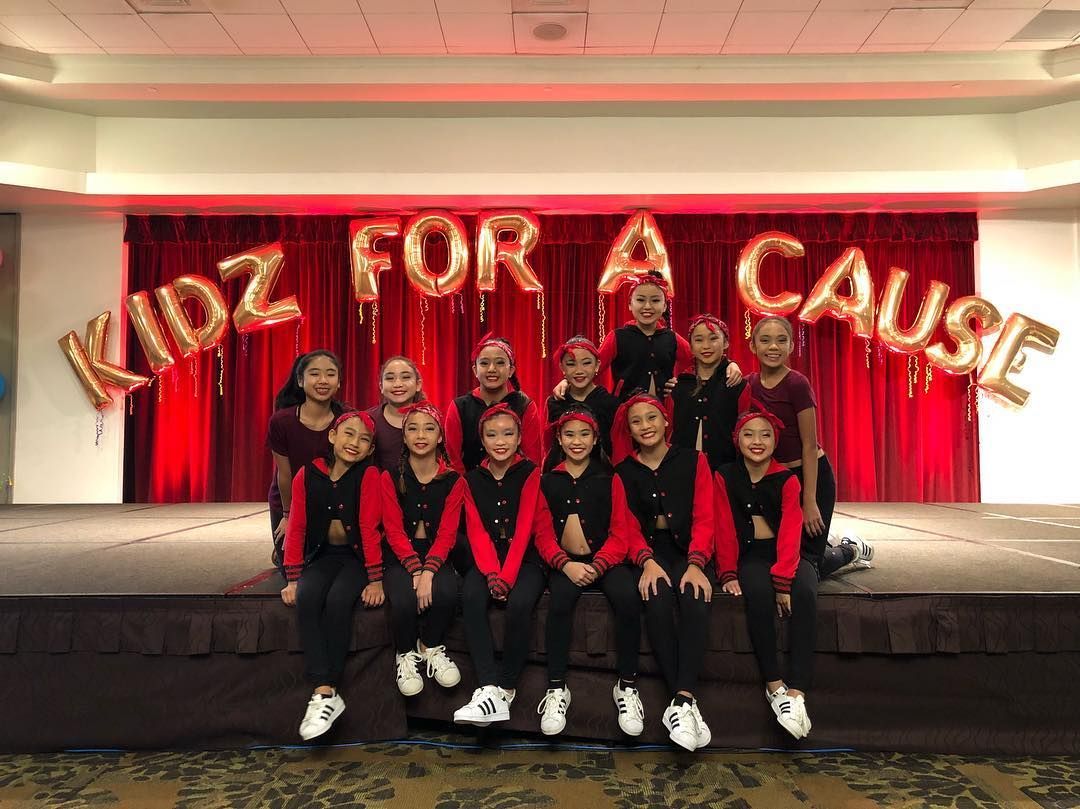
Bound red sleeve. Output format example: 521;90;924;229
499;468;541;589
424;477;465;574
445;399;465;473
283;467;308;581
675;333;694;374
531;490;569;571
616;470;654;568
379;471;420;573
713;473;739;584
359;465;384;581
597;330;616;389
520;401;543;467
686;452;715;570
463;484;500;579
771;475;804;593
591;476;631;575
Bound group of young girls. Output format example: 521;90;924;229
271;272;874;749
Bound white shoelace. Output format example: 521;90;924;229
396;651;422;681
423;645;453;677
537;689;569;719
615;687;644;719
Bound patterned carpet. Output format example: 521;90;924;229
1;738;1078;809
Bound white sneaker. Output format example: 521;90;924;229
453;685;511;726
395;650;425;696
690;700;711;749
298;691;345;741
792;694;812;737
419;643;461;688
840;533;875;568
661;700;700;752
612;684;644;736
767;686;806;740
537;687;571;736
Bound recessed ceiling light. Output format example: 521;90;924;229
533;22;568;41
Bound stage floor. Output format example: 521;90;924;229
1;502;1078;596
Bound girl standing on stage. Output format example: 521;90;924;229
378;402;465;697
453;404;549;726
714;399;814;739
546;336;618;461
445;335;543;473
747;317;873;576
669;314;746;471
268;350;348;571
534;406;644;737
279;411;383;741
365;356;424;471
613;392;715;751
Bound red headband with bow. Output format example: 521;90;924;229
547;408;600;442
554;337;600;368
400;401;444;433
624;272;672;300
687;313;730;341
332;410;375;436
611;393;672;465
471;333;516;368
731;387;785;447
477;402;522;436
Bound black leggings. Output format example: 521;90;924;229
738;540;817;692
296;545;368;688
545;559;641;683
383;550;460;654
642;533;710;697
792;454;845;575
461;563;546;690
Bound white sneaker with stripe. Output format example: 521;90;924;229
612;684;644;736
767;685;806;739
690;700;711;749
840;533;875;567
661;700;700;752
453;685;511;726
298;691;345;741
537;687;571;736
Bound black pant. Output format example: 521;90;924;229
642;532;710;697
738;539;817;692
296;545;369;688
383;548;460;654
270;508;285;575
545;558;641;682
461;562;546;690
792;454;838;571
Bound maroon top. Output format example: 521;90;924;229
266;406;333;512
365;403;404;472
748;370;819;465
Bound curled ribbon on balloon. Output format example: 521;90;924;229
597;210;674;297
798;247;875;339
125;291;176;375
154;275;230;360
350;217;400;304
476;210;542;294
58;311;150;410
217;242;302;334
924;295;1003;375
875;268;950;354
403;211;469;298
736;231;805;317
977;312;1060;407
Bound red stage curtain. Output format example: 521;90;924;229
124;213;979;503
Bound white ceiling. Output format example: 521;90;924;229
0;0;1076;57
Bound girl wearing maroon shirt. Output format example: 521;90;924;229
534;407;644;738
613;393;715;752
445;335;543;473
365;355;425;472
267;350;349;572
545;336;618;463
453;404;550;726
714;401;814;739
748;316;873;576
669;314;746;471
379;402;464;697
279;411;383;741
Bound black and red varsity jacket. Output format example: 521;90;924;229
598;322;693;401
615;445;714;570
463;455;547;599
379;463;465;576
713;459;803;593
444;387;543;473
669;361;746;471
283;457;382;583
537;460;633;575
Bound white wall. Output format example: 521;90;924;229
976;209;1080;503
13;212;126;503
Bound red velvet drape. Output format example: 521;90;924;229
124;213;979;503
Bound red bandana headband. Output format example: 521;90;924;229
687;313;730;341
548;409;600;441
332;410;375;436
471;333;516;368
400;402;444;433
624;272;672;300
554;337;600;367
731;387;785;446
611;393;672;465
477;402;522;436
